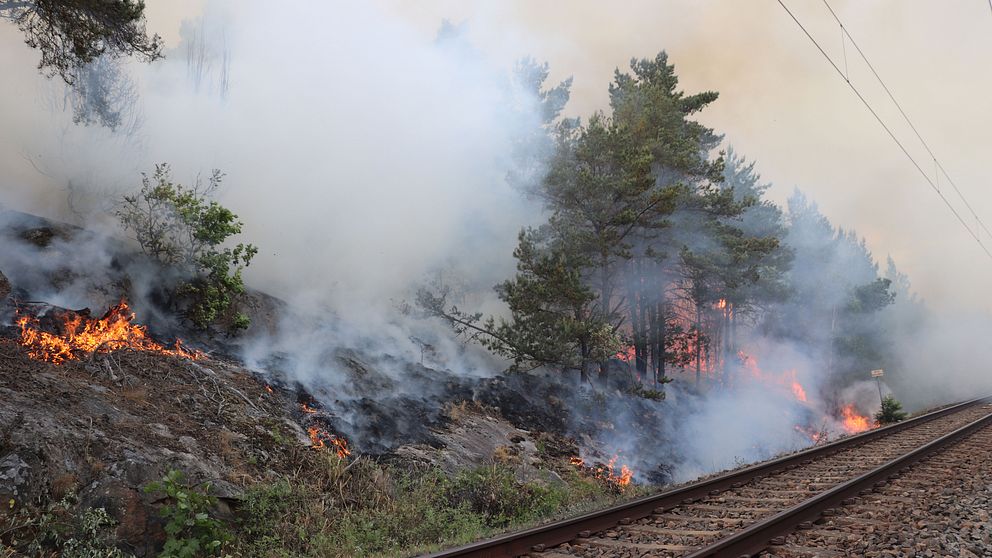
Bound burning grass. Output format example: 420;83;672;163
568;455;634;491
14;299;202;364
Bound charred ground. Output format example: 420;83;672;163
0;210;663;557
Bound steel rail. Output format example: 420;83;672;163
685;403;992;558
421;397;988;558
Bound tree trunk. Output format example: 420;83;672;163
579;339;590;384
655;300;666;385
627;260;648;379
598;252;611;386
694;303;702;386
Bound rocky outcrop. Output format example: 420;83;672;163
0;344;300;556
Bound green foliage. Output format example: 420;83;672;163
418;228;621;381
230;312;251;331
61;507;130;558
1;493;134;558
627;384;667;401
424;51;794;385
2;0;162;85
230;457;616;558
117;164;258;330
445;464;567;527
144;470;231;558
875;395;908;425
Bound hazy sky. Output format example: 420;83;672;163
6;1;992;312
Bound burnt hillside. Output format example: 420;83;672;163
0;210;664;557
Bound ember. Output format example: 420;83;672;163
307;426;351;459
15;300;202;364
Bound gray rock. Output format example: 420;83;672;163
0;454;30;496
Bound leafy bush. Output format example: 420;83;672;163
117;164;257;330
229;454;614;558
627;384;666;401
445;464;566;527
144;470;231;558
1;494;133;558
61;507;130;558
875;395;908;424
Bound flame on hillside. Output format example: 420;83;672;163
15;300;202;364
569;455;633;489
308;426;351;459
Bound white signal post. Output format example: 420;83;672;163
871;369;885;406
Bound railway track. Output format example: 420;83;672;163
424;397;992;558
761;417;992;557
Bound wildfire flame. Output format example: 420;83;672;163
264;385;274;394
840;404;872;434
615;345;636;363
307;426;351;459
794;424;825;444
300;402;318;414
15;300;202;364
738;352;809;404
569;454;633;488
790;380;808;402
716;298;727;309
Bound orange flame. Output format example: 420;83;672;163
794;424;824;444
300;402;318;414
264;385;274;394
840;404;872;434
738;352;808;404
614;345;636;363
307;426;351;459
791;380;808;402
569;454;633;488
716;298;727;309
15;300;202;364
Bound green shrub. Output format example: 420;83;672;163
228;458;613;558
875;395;908;424
117;164;257;331
61;507;130;558
445;464;567;526
144;470;231;558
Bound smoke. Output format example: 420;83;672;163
0;1;546;320
0;1;560;459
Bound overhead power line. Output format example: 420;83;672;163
775;0;992;261
820;0;992;243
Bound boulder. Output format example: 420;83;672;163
0;453;30;498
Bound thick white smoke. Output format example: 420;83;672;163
0;1;545;323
